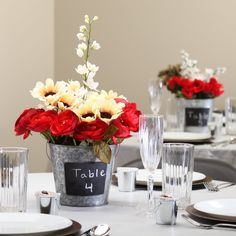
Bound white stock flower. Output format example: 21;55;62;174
84;15;90;24
87;61;99;72
91;40;101;50
83;77;99;91
77;33;86;41
93;16;98;21
80;25;87;33
76;43;87;57
75;64;89;75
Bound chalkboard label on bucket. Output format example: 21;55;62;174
64;162;107;196
185;107;210;127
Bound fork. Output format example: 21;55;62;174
203;181;235;192
182;214;236;230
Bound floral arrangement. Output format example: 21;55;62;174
14;15;141;163
158;50;225;99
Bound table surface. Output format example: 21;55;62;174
115;133;236;170
27;173;236;236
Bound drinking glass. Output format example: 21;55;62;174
162;143;194;209
139;114;163;217
0;147;28;212
148;79;163;114
225;97;236;135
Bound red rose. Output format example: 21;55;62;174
192;79;205;93
120;102;141;132
111;118;131;143
206;77;224;97
182;85;193;99
50;110;78;136
14;108;44;139
74;119;108;141
28;110;57;132
167;76;182;91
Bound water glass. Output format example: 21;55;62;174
139;114;163;217
0;147;28;212
162;143;194;209
148;79;163;114
225;97;236;135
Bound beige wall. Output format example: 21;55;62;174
55;0;236;114
0;0;54;172
1;0;236;172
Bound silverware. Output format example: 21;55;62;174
182;214;236;230
203;181;236;192
81;224;110;236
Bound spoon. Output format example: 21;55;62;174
81;224;110;236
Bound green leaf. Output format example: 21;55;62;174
104;124;118;140
93;141;112;164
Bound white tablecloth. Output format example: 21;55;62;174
27;173;236;236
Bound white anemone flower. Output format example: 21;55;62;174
91;41;101;50
87;61;99;72
75;64;89;75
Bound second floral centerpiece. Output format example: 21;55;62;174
159;50;225;133
14;15;141;206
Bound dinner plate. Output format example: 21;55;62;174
186;204;236;223
136;169;206;186
164;132;211;143
0;213;72;234
194;199;236;217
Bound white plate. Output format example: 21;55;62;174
164;132;211;143
0;213;72;234
136;169;206;185
194;199;236;217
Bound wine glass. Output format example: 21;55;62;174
148;79;163;114
138;114;163;217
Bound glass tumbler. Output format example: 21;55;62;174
225;97;236;135
162;143;194;209
0;147;28;212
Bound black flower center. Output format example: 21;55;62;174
45;92;56;97
100;112;112;119
82;113;95;118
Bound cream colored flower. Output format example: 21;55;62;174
96;99;124;124
57;93;79;111
100;90;127;101
74;101;97;122
67;80;80;93
30;78;66;105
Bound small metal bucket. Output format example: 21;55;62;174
49;143;118;207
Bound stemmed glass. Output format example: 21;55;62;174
139;114;163;217
148;79;163;114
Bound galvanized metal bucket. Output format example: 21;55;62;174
49;143;118;207
176;98;213;133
